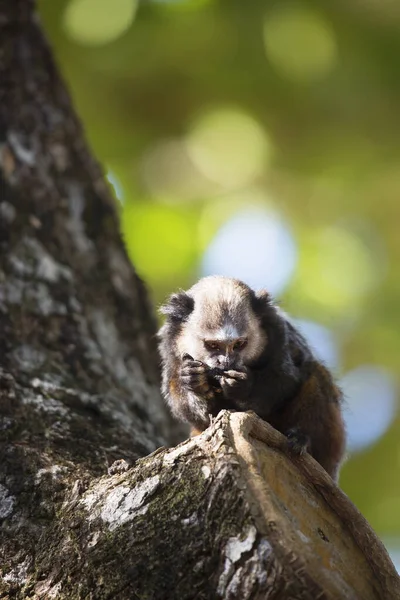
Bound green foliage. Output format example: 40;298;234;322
38;0;400;543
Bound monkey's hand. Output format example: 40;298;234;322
286;428;311;456
220;367;252;403
180;356;214;401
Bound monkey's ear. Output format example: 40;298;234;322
160;292;194;322
251;289;274;313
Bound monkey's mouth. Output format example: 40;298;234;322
208;367;225;391
182;353;229;392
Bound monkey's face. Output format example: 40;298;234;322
198;333;249;370
178;316;266;370
161;276;269;370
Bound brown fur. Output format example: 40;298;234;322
268;362;346;482
190;427;203;438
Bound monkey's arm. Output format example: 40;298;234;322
219;362;300;419
269;362;346;482
218;367;253;402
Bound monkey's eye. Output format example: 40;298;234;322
233;339;248;351
204;340;220;351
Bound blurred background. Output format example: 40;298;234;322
38;0;400;566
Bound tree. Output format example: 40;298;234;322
1;2;399;598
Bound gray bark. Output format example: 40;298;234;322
1;2;399;599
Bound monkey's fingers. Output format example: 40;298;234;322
223;369;248;381
220;377;240;389
286;428;311;456
181;360;206;370
220;377;242;401
181;364;206;376
220;375;251;401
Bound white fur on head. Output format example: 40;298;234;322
176;276;267;365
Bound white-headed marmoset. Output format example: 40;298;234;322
158;276;346;481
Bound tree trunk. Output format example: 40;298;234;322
0;2;399;599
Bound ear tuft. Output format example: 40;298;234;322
251;289;274;313
160;291;194;322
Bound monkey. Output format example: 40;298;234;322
158;276;346;482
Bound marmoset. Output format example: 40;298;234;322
158;276;346;481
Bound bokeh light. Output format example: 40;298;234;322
151;0;212;10
385;543;400;574
122;202;197;288
201;206;297;296
341;366;397;452
64;0;138;46
294;225;384;314
139;138;212;202
263;6;337;82
107;171;124;203
197;188;270;251
186;107;271;189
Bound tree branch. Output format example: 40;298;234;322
4;410;399;598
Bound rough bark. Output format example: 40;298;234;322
0;0;181;595
1;2;399;599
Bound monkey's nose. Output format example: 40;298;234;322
217;356;227;368
217;356;235;370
